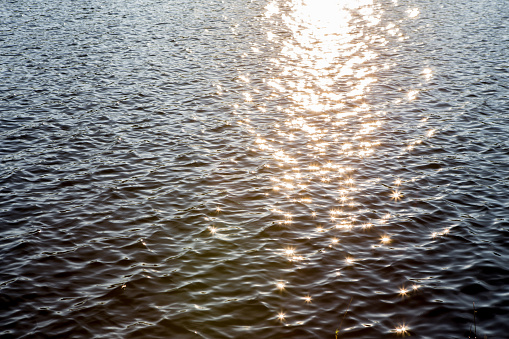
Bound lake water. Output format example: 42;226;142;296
1;0;509;338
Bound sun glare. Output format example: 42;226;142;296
395;324;410;336
391;190;403;201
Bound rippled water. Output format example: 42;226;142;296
1;0;509;338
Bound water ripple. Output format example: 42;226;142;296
1;0;509;338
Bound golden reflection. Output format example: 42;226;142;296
422;67;433;80
394;324;410;336
391;190;403;201
265;2;279;18
399;286;408;296
253;0;428;330
277;311;286;322
303;295;312;303
407;7;419;18
243;93;252;102
290;255;305;262
337;220;353;231
284;247;296;256
344;178;355;186
432;227;451;239
407;90;419;101
266;0;382;117
362;222;373;230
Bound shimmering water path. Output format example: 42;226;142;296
1;0;509;338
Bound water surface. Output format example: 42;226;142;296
1;0;509;338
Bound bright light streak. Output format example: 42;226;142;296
380;235;391;244
284;247;295;256
391;190;403;201
395;323;410;336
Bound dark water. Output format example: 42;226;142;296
1;0;509;337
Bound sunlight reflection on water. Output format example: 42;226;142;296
233;0;431;332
